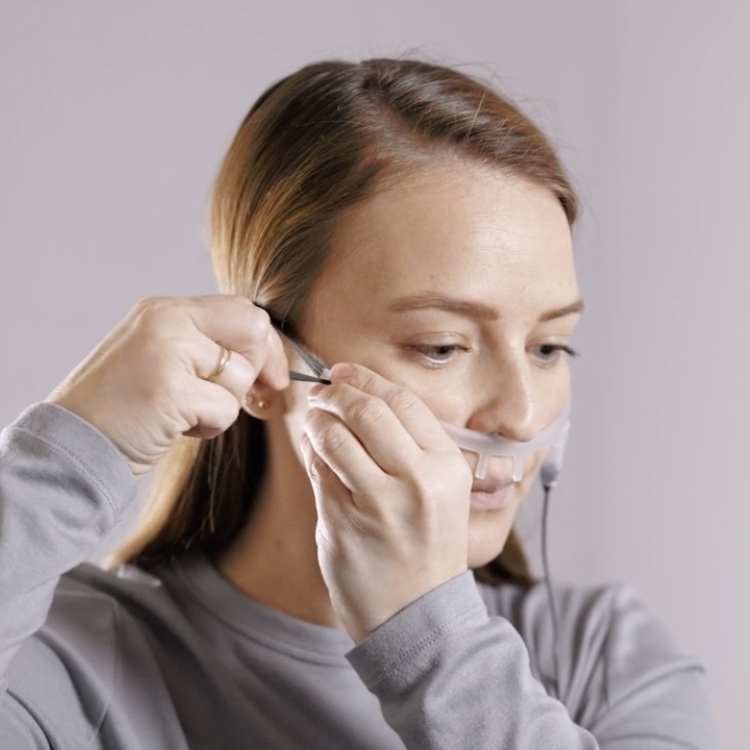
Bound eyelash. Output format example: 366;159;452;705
531;344;580;366
407;343;579;368
408;344;469;367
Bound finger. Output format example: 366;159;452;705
179;378;244;439
300;431;347;508
260;324;290;389
195;343;259;405
300;432;376;542
325;363;456;452
185;295;290;390
303;407;386;496
307;382;423;476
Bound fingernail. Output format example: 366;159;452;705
330;362;354;380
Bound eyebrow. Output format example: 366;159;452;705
388;294;584;323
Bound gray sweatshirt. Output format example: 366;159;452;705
0;403;717;749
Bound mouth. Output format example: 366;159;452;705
470;477;515;510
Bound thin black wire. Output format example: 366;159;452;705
258;306;332;384
541;483;561;701
280;333;330;382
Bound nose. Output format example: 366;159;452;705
466;353;537;442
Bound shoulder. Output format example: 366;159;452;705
47;561;174;634
12;563;187;696
12;561;177;670
6;563;172;743
477;577;680;659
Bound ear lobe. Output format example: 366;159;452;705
243;390;277;420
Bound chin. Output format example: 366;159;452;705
465;473;536;570
465;503;517;569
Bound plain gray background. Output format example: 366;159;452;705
1;1;747;746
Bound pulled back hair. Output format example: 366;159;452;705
114;58;578;586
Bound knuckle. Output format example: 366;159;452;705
135;295;163;310
134;295;172;318
246;306;271;342
231;294;256;309
355;367;378;390
305;409;326;433
307;451;328;482
345;396;385;427
133;296;180;334
316;423;348;455
387;387;420;413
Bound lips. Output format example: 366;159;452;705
471;476;514;494
470;476;515;510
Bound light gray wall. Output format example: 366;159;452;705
1;1;746;745
594;3;750;741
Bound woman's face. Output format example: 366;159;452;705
290;161;581;569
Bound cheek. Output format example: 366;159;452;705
519;447;548;492
375;366;462;425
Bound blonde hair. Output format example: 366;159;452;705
113;58;578;586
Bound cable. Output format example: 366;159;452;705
541;483;561;701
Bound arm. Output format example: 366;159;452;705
1;294;288;683
582;584;717;748
0;403;136;747
347;574;718;749
0;296;289;745
302;364;717;748
348;573;598;749
0;403;136;685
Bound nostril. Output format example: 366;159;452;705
465;418;537;443
465;391;536;440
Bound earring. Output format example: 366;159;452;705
246;395;269;410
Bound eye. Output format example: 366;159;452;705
530;343;579;366
408;343;469;367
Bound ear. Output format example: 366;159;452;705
242;384;285;421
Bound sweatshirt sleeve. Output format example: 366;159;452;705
0;402;137;689
347;572;718;749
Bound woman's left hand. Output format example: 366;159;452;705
301;362;472;643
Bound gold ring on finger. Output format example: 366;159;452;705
207;346;231;382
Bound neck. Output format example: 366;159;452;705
216;416;342;628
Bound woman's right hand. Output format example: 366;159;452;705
46;295;290;477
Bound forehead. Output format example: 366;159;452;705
316;163;578;317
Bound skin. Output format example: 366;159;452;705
48;160;580;644
218;162;582;641
48;295;290;476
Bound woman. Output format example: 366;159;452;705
0;59;716;748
